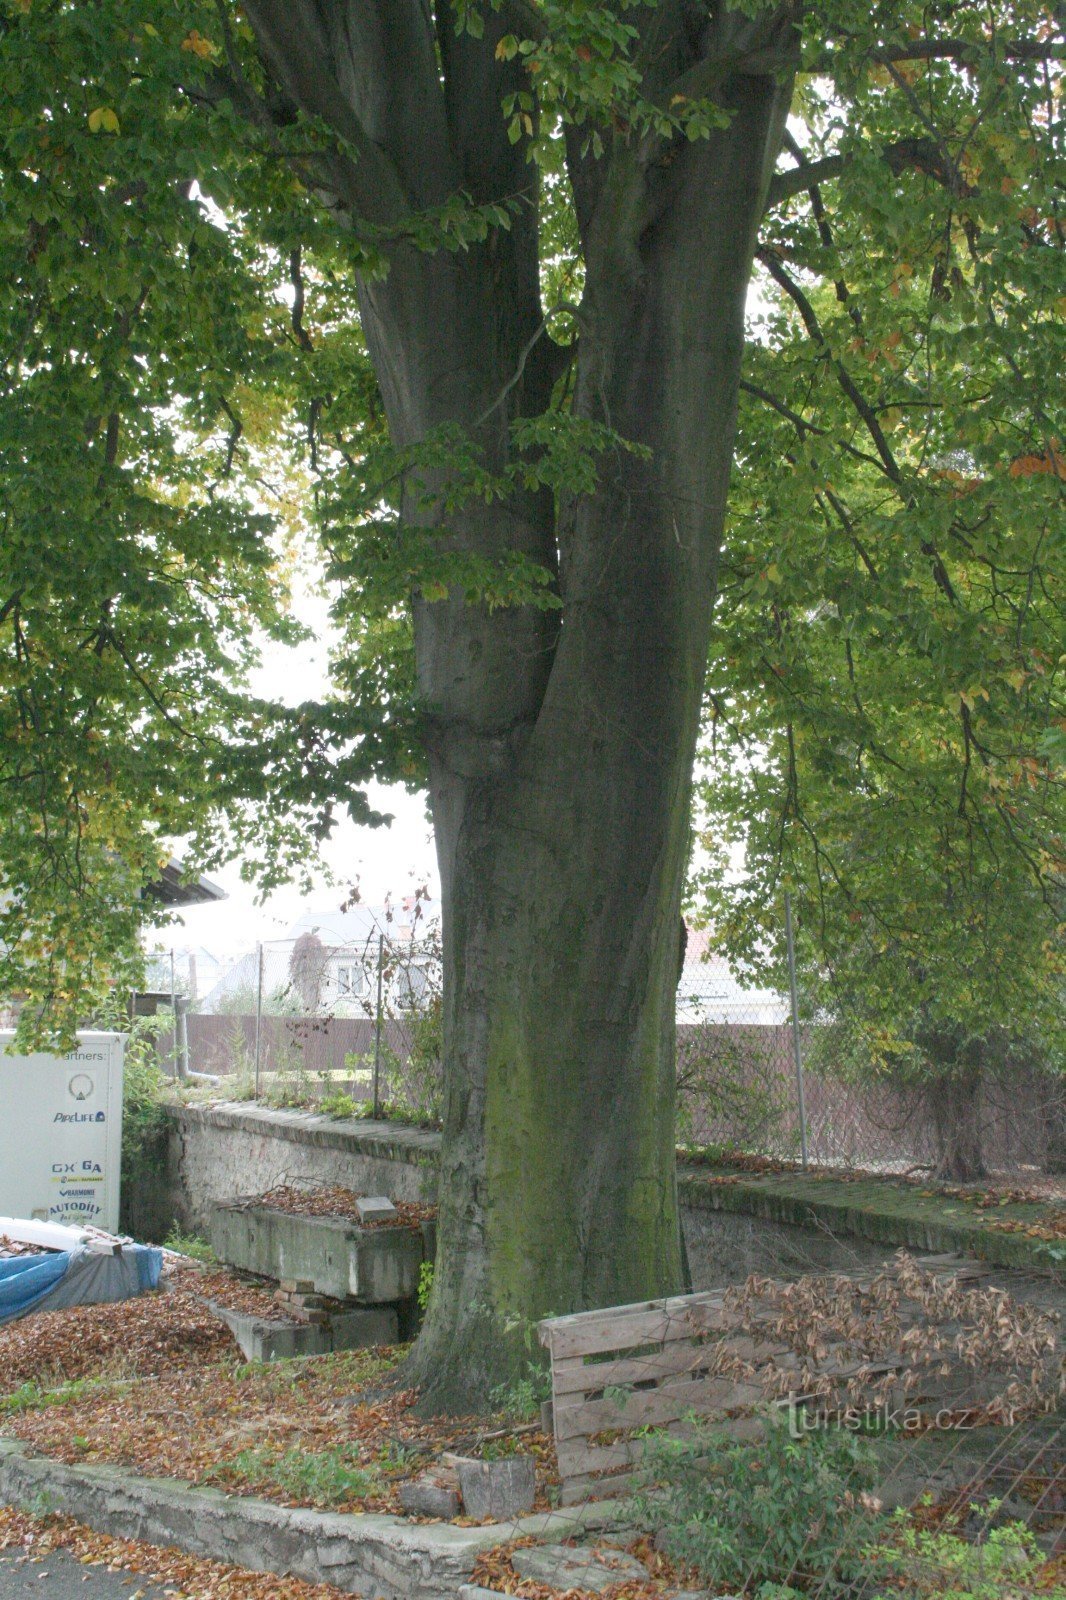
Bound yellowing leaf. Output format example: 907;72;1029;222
181;29;215;59
1008;443;1065;479
87;107;120;135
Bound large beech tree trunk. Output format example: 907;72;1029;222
244;0;798;1408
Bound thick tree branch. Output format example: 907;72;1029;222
758;248;903;483
805;34;1064;73
765;136;976;211
739;378;885;473
241;0;413;222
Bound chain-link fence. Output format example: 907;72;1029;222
678;917;1065;1186
144;926;443;1123
144;908;1065;1186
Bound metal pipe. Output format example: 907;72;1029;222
254;942;264;1099
785;891;809;1170
169;949;181;1079
372;933;385;1118
175;994;190;1080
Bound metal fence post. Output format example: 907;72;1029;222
254;942;264;1100
785;892;809;1169
372;933;385;1119
169;948;179;1077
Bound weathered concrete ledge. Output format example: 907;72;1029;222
176;1102;442;1167
678;1169;1061;1275
148;1103;441;1239
0;1437;621;1600
141;1103;1059;1280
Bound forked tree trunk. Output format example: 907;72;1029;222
407;81;790;1409
244;0;797;1410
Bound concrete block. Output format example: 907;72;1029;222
330;1305;398;1351
455;1456;535;1521
399;1469;460;1520
210;1201;426;1303
208;1302;331;1363
257;1321;332;1360
356;1196;399;1223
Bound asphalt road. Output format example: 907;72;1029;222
0;1548;172;1598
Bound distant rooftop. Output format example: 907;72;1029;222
145;859;226;908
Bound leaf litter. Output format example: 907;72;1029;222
0;1257;558;1518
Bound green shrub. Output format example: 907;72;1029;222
319;1087;357;1118
112;1010;172;1230
634;1416;888;1597
162;1225;216;1263
488;1362;552;1423
868;1509;1045;1600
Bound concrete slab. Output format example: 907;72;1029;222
209;1201;426;1302
207;1299;397;1362
330;1305;399;1350
356;1197;399;1223
206;1302;331;1361
511;1544;650;1593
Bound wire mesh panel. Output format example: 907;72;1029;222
676;926;1065;1185
147;911;1065;1184
167;928;443;1122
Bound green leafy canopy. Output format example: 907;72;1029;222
0;0;1062;1047
693;0;1064;1075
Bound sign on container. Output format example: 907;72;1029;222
0;1031;125;1233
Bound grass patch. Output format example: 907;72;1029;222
0;1376;133;1414
219;1444;381;1506
163;1226;217;1262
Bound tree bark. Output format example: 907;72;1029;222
409;75;793;1409
927;1068;988;1183
242;0;798;1408
910;1012;989;1183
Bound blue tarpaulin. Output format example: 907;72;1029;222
0;1251;72;1322
0;1244;162;1326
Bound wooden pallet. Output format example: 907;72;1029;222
538;1255;997;1505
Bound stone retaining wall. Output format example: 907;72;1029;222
0;1438;617;1600
127;1103;897;1286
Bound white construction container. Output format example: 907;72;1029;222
0;1032;125;1233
